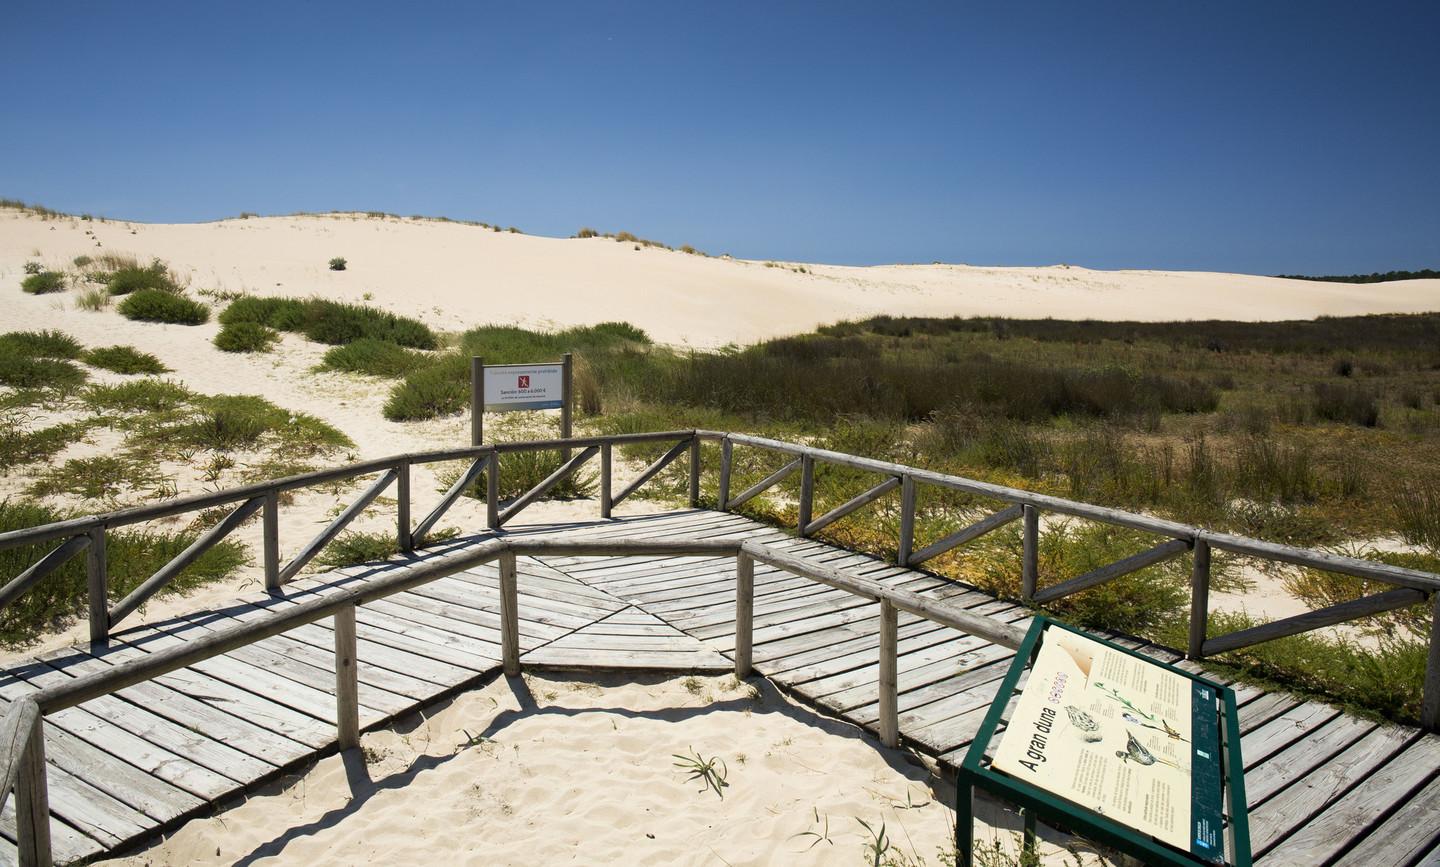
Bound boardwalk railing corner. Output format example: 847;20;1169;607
2;428;1440;865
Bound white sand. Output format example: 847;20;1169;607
98;673;1012;867
4;209;1436;348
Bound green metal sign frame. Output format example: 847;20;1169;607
956;616;1252;867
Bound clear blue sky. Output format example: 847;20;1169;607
4;1;1437;274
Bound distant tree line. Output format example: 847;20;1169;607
1274;269;1439;283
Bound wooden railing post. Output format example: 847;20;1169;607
396;460;412;553
1424;591;1440;732
897;475;915;566
688;435;701;508
14;700;51;867
333;604;359;750
560;352;573;462
1189;538;1211;660
500;550;520;676
1022;505;1039;602
718;438;733;511
600;442;613;519
798;455;815;537
735;550;754;678
878;598;899;748
263;489;280;591
486;452;500;531
470;356;484;447
85;527;107;646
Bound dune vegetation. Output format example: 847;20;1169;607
399;310;1439;724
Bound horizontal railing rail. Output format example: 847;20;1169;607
2;424;1438;737
0;431;701;646
0;534;1020;866
698;430;1440;732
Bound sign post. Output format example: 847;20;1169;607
957;617;1250;867
469;354;573;449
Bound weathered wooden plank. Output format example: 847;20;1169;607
1261;734;1440;861
1330;770;1440;866
1247;724;1418;854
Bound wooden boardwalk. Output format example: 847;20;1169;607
2;508;1439;865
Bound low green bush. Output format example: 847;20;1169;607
117;289;210;325
328;257;347;271
82;345;168;375
0;330;83;359
0;421;88;467
214;322;280;353
106;260;180;295
20;271;65;294
320;338;429;377
23;262;42;275
220;295;437;349
0;331;87;389
384;355;469;420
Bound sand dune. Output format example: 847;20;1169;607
4;209;1435;347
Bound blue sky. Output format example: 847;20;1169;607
3;2;1437;274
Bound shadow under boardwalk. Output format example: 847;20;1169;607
1;508;1438;865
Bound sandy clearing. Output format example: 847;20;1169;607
98;672;1079;867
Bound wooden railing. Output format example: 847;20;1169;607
0;431;698;645
697;430;1440;732
0;534;1020;866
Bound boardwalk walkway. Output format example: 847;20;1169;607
2;508;1438;865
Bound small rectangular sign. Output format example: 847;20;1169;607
483;364;564;412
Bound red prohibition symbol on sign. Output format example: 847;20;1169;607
518;375;530;388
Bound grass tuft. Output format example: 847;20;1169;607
20;271;66;294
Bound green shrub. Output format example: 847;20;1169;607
0;500;247;645
82;345;168;375
1311;382;1380;427
117;289;210;325
72;255;92;268
219;296;437;349
20;271;65;294
384;355;468;420
0;332;87;390
106;260;180;295
0;330;83;359
214;322;280;353
23;262;43;275
328;257;347;271
219;295;308;330
320;338;429;377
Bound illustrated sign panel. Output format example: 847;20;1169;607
991;626;1225;862
483;364;564;412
